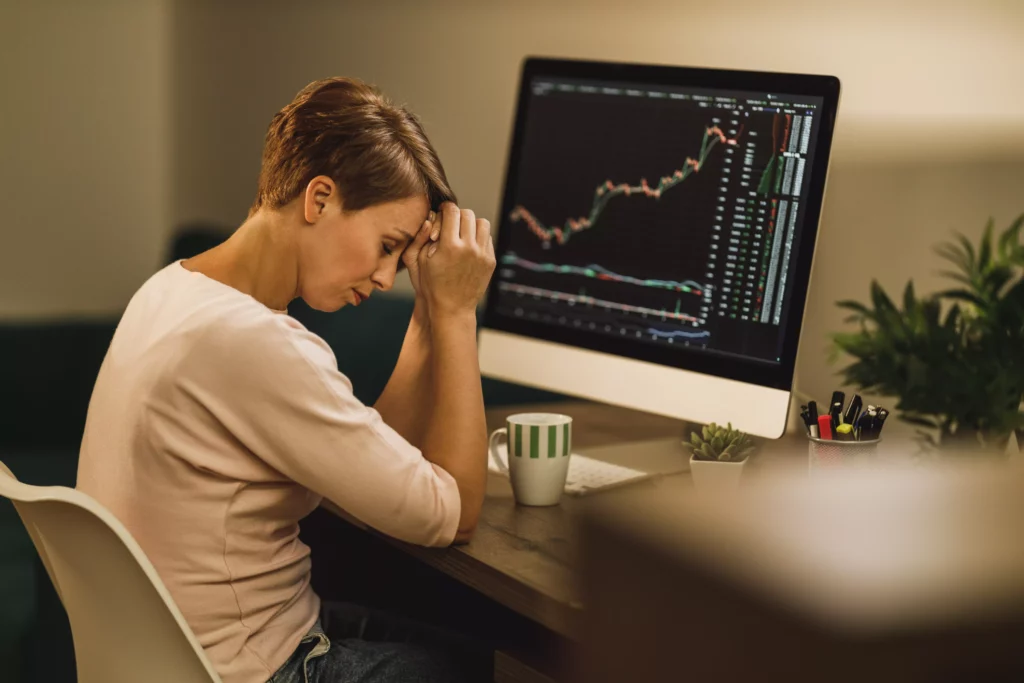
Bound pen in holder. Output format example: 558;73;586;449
807;435;881;470
801;392;887;470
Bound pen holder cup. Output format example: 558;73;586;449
808;436;881;470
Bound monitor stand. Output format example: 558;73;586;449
576;436;692;476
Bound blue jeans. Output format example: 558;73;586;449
268;602;493;683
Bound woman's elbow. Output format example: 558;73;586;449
451;482;484;544
452;523;477;545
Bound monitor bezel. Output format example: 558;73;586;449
481;57;841;391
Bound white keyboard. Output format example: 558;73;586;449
489;443;655;496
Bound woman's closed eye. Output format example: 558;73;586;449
382;243;394;256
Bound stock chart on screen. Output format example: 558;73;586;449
492;77;825;364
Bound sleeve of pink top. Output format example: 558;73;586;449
181;312;461;548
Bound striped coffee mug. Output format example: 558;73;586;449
489;413;572;506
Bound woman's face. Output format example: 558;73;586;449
298;179;429;312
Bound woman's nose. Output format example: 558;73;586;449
372;265;396;291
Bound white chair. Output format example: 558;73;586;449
0;460;222;683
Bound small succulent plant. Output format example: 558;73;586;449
687;422;755;463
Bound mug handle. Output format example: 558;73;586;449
489;428;509;475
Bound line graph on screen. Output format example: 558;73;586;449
509;123;742;247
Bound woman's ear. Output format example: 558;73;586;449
303;175;336;224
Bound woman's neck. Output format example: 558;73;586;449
183;210;300;312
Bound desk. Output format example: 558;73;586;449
382;401;692;640
308;402;1005;682
316;402;806;653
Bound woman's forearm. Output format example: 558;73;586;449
421;311;488;541
374;304;488;541
373;301;433;447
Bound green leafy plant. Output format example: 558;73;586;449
686;423;755;462
832;214;1024;451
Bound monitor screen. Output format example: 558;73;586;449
483;59;839;390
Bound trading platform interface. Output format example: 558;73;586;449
492;77;825;365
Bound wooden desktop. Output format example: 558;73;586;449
304;400;808;682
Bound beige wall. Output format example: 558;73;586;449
167;0;1024;222
0;0;171;320
171;0;1024;400
171;0;1024;225
801;160;1024;402
4;0;1022;401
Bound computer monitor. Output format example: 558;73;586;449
479;58;840;439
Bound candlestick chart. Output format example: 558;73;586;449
495;96;736;347
509;124;741;248
492;82;820;361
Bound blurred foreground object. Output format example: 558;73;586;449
576;463;1024;683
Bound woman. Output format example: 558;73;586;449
76;77;496;682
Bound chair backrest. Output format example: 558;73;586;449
0;461;222;683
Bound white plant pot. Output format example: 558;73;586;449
690;453;747;490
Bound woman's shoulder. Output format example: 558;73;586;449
121;262;334;372
180;294;336;378
177;306;348;405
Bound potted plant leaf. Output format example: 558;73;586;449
832;214;1024;453
686;422;756;488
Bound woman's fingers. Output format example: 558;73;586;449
428;210;440;242
440;202;461;245
403;218;433;269
427;205;492;257
413;217;432;248
418;217;433;245
475;218;491;250
460;208;476;244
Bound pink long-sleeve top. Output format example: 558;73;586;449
77;261;461;683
